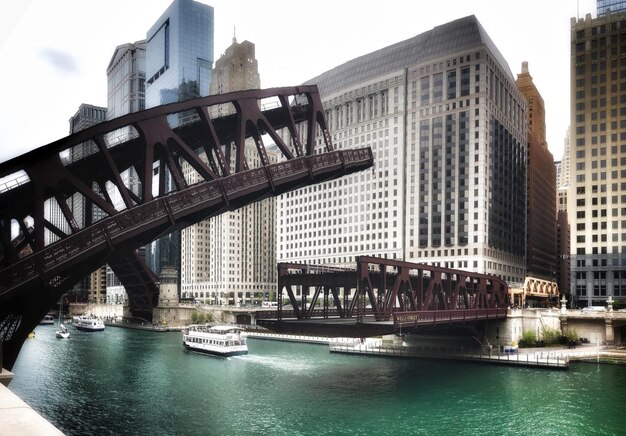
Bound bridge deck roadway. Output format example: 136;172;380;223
257;316;396;338
256;308;508;338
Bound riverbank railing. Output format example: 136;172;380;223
329;342;570;369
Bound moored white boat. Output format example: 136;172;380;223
182;325;248;357
74;317;105;332
55;297;70;339
56;324;70;339
39;314;54;325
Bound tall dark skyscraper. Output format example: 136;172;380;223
516;62;557;281
144;0;214;280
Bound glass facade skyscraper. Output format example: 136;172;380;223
145;0;214;279
598;0;626;16
146;0;213;108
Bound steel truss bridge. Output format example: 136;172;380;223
0;85;373;369
257;256;509;337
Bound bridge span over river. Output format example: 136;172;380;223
0;86;373;369
256;256;509;337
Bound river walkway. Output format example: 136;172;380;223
328;338;626;369
245;332;626;370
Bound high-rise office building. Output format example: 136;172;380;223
107;41;146;127
43;198;68;247
569;11;626;306
68;104;108;303
557;132;572;302
146;0;213;108
516;62;557;281
145;0;214;280
43;118;102;246
558;130;572;197
181;37;278;305
105;40;147;304
278;16;527;284
598;0;626;16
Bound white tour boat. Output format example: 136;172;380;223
182;325;248;357
74;316;105;332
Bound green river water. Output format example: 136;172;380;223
9;324;626;435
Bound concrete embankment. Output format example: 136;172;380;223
246;332;626;369
103;321;184;332
0;380;64;435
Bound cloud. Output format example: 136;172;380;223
39;47;79;74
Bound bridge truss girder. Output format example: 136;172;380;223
262;256;509;329
0;86;374;370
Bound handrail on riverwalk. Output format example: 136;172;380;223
328;343;570;369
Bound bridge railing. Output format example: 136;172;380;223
255;306;508;324
328;342;569;369
0;149;374;297
393;308;508;328
255;308;376;320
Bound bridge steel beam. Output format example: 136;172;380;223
0;86;374;370
259;257;509;335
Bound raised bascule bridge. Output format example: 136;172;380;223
0;86;373;369
256;256;509;339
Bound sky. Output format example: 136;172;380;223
0;0;598;166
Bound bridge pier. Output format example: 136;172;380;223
606;318;615;345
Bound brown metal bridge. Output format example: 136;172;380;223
256;256;509;337
0;86;374;369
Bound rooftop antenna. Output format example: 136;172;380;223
232;25;237;44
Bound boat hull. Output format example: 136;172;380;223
75;325;105;332
183;342;248;358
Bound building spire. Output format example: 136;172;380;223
232;26;237;44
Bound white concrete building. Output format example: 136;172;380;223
569;11;626;306
181;37;278;305
104;40;146;304
278;16;527;283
